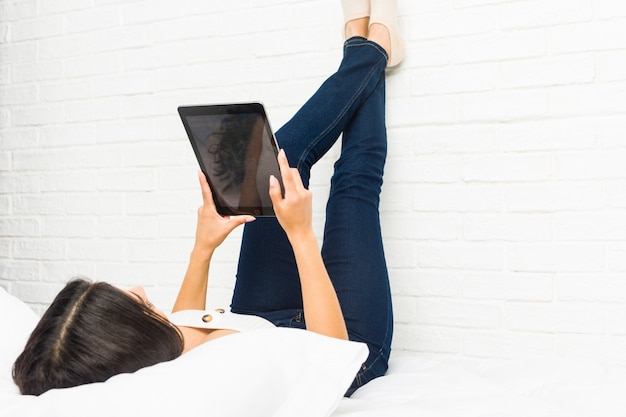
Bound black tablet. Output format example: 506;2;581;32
178;103;282;216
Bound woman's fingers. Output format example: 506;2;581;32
269;174;282;205
290;166;305;191
276;149;293;191
269;150;313;236
269;151;287;209
198;170;217;209
275;149;306;194
228;214;256;226
197;169;253;225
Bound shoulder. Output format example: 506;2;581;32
169;309;274;353
178;326;237;354
169;309;274;332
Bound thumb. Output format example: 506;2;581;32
227;215;256;230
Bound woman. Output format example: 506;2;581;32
13;0;403;397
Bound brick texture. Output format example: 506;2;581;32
2;0;626;366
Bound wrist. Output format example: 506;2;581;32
190;245;214;263
286;227;318;249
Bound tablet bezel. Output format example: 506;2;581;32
178;102;282;217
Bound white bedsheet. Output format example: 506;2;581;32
3;284;625;417
334;355;626;417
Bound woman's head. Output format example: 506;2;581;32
13;278;184;396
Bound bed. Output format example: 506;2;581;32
336;355;626;417
2;287;625;417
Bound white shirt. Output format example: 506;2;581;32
168;309;275;333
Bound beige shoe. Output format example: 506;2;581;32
341;0;370;40
370;0;404;67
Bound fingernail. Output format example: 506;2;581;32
269;175;277;186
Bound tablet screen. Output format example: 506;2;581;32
178;103;282;216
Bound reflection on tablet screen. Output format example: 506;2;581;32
179;104;281;216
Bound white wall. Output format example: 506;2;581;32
2;0;626;365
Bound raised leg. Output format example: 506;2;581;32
322;72;392;395
231;38;387;316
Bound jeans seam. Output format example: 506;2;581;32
295;42;387;172
345;40;388;62
355;349;384;388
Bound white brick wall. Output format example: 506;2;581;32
2;0;626;366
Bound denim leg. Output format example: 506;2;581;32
231;38;388;316
277;38;388;187
322;75;393;396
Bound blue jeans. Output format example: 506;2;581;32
230;37;393;396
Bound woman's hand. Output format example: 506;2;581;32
268;150;313;240
173;172;255;314
194;171;255;257
268;150;348;340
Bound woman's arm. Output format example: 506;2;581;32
268;150;349;340
172;171;255;313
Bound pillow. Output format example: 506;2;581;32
2;323;367;417
0;287;39;397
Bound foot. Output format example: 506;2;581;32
345;17;369;39
369;0;404;67
368;23;391;61
342;0;370;40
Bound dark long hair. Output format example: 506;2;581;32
12;278;184;396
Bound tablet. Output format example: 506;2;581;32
178;103;282;216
